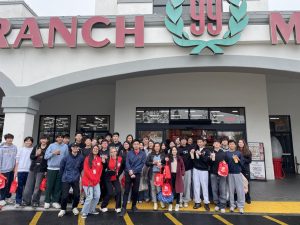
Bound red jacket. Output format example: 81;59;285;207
105;156;123;181
82;155;103;187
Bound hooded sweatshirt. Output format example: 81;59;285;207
45;142;69;170
0;142;17;173
16;146;33;172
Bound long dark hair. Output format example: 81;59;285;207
88;145;100;169
151;142;162;155
169;146;179;162
238;139;251;157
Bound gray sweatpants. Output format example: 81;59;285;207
210;174;227;209
180;170;191;203
22;171;44;205
228;173;245;209
150;172;161;203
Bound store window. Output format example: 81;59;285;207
210;108;245;124
0;115;4;142
136;108;169;123
77;115;110;139
190;109;209;120
39;115;71;143
170;109;189;120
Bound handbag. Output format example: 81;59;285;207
242;174;249;193
218;160;229;177
163;162;172;180
40;177;47;191
0;174;7;189
9;179;18;194
154;172;164;187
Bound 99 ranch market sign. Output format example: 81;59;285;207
0;1;299;54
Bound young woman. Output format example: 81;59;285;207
22;136;49;208
146;142;166;210
238;139;252;204
126;134;134;148
138;142;149;203
148;140;154;155
167;146;185;212
81;145;103;219
161;142;168;155
14;137;34;207
120;141;132;203
100;147;123;213
175;137;181;148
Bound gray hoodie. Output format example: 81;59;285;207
0;142;17;173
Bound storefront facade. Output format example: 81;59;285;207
1;0;300;180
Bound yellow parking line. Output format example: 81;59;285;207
124;213;134;225
78;214;85;225
213;215;234;225
263;216;288;225
29;212;43;225
164;213;183;225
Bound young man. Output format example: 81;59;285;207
178;137;193;208
105;133;112;144
109;132;124;156
221;136;230;152
63;134;70;146
44;134;69;209
58;143;84;217
226;140;245;214
82;137;92;158
69;132;85;153
0;133;17;207
99;139;110;200
190;138;211;211
210;139;227;213
119;140;146;217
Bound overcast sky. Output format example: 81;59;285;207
24;0;299;16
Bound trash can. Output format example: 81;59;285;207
273;158;284;179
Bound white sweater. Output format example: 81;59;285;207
16;147;33;172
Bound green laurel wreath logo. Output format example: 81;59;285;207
164;0;249;54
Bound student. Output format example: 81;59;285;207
99;139;109;200
126;134;134;148
120;141;132;203
81;145;103;219
187;137;196;149
82;137;92;158
109;132;123;155
175;137;181;148
44;134;69;209
100;147;123;213
190;138;211;211
142;136;149;152
58;143;84;217
167;146;185;212
14;137;34;208
0;133;17;207
221;136;230;152
119;140;146;217
146;142;166;210
138;141;149;203
147;140;154;155
63;134;70;146
105;133;112;144
161;142;168;155
22;135;49;208
226;140;245;214
178;137;193;208
91;138;98;147
69;132;85;152
238;139;252;204
210;139;226;213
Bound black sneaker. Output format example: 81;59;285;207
21;202;30;207
131;205;138;213
118;208;126;217
193;203;201;209
246;199;251;204
204;204;210;211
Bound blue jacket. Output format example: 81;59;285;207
60;152;84;183
45;143;69;169
225;150;244;174
125;150;146;174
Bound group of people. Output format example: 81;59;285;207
0;131;252;219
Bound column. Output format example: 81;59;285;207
1;96;39;147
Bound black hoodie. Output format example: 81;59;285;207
191;147;211;171
178;145;193;171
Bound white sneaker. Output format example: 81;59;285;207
168;204;173;212
90;211;99;215
52;202;61;209
215;206;220;211
14;204;20;208
179;203;183;208
183;202;188;208
175;204;179;211
81;214;87;219
230;207;235;212
0;200;6;206
44;202;50;209
221;208;226;213
5;198;14;205
160;202;165;209
101;207;108;212
58;210;66;217
72;208;79;216
115;208;121;213
239;208;244;214
153;203;158;210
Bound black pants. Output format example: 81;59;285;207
171;173;180;204
0;171;14;201
100;173;106;201
61;181;80;210
122;172;141;209
101;176;121;209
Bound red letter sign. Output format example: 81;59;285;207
48;17;77;48
270;12;300;44
116;16;144;48
13;18;43;48
82;16;111;48
0;19;11;48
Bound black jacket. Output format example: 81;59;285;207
178;145;193;171
210;149;226;175
29;144;48;173
241;152;252;175
146;152;166;178
191;147;211;171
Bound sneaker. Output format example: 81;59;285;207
131;205;138;213
145;199;150;203
230;207;235;212
221;208;226;214
52;202;61;209
138;201;143;204
101;207;108;212
179;203;183;208
168;204;173;212
160;202;165;209
215;206;220;211
246;199;251;204
44;202;50;209
14;203;20;208
90;211;100;215
32;203;39;208
183;202;188;208
5;198;14;205
0;200;7;207
204;204;210;211
153;203;158;211
127;201;131;204
80;198;85;205
239;208;244;214
72;208;79;216
115;208;121;213
58;210;66;217
81;214;87;219
175;204;179;211
193;203;201;209
118;208;126;217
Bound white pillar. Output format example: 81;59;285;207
1;96;39;147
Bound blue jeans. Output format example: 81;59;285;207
82;184;101;216
16;172;29;204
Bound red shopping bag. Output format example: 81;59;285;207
121;175;126;188
154;173;164;187
162;182;172;197
163;163;171;180
39;178;47;191
218;161;229;177
9;179;18;194
0;174;7;189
